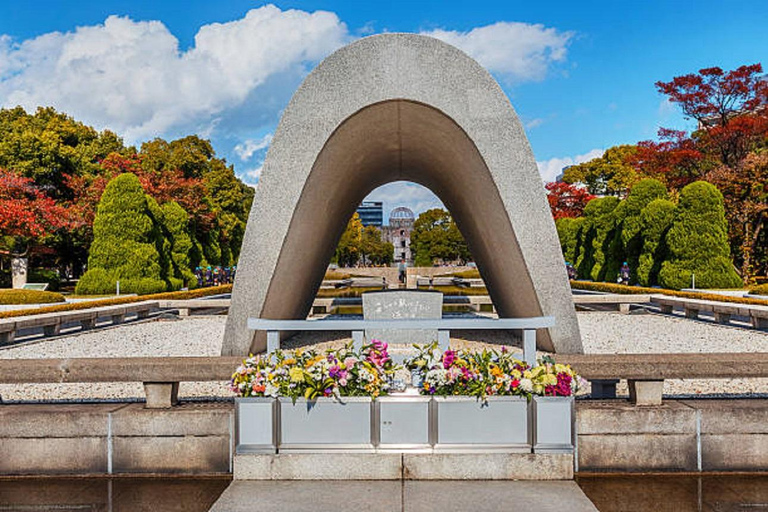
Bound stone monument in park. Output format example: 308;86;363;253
223;33;582;356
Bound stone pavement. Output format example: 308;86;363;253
209;480;598;512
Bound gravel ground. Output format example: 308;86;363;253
1;311;767;401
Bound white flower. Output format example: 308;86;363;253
265;383;279;397
520;378;533;393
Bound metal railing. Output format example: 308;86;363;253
248;316;556;366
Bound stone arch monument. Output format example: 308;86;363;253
223;33;582;356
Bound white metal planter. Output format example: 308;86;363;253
278;397;374;453
531;396;574;453
375;396;432;451
235;397;277;454
433;396;530;452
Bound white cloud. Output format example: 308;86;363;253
537;149;604;183
244;165;264;185
365;181;445;218
0;5;349;142
234;133;273;161
525;117;545;129
422;22;573;83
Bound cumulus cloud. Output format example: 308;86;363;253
234;133;273;161
0;5;349;142
536;149;604;183
365;181;445;217
422;22;573;83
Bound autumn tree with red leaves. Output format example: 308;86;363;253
546;181;596;220
0;168;72;286
630;128;705;189
656;64;768;165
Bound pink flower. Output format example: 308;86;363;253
442;350;456;369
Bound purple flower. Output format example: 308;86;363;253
442;350;456;369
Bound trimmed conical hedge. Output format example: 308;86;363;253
659;181;742;290
637;198;675;286
75;173;168;295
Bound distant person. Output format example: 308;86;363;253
619;262;630;285
398;258;407;284
565;261;577;280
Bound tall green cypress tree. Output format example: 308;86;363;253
609;179;668;283
160;201;197;289
75;173;168;295
659;181;742;290
637;198;675;286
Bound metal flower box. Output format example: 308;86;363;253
235;397;277;454
433;396;530;452
278;397;374;453
531;396;574;453
236;395;571;454
375;395;432;451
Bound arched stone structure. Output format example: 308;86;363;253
223;33;582;355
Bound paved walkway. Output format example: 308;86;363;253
209;480;598;512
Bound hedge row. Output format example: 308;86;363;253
557;179;742;290
570;280;768;307
750;283;768;296
0;289;66;305
0;284;232;319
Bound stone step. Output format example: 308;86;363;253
233;452;573;481
209;480;598;512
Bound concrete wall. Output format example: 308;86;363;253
1;399;766;475
0;403;232;475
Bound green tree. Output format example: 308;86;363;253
610;179;669;283
75;173;168;295
410;209;470;266
359;225;394;266
575;197;620;281
334;213;364;267
562;145;641;197
637;198;676;286
160;201;197;289
659;181;743;289
555;217;585;265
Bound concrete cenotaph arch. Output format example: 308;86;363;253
222;33;582;355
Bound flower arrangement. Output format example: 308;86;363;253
405;344;583;399
230;340;399;400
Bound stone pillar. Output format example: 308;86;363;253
628;380;664;406
143;382;179;408
11;257;27;289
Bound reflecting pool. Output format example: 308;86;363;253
0;477;230;512
577;474;768;511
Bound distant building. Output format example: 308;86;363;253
356;201;383;227
382;207;415;264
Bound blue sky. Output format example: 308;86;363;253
1;1;766;218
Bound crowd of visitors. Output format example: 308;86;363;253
195;266;236;287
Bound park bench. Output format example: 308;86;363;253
0;301;157;344
651;295;768;328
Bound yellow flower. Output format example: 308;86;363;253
289;367;305;383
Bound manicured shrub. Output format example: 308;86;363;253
570;280;768;307
449;269;481;279
575;197;619;281
75;173;167;295
660;181;743;290
555;217;585;265
0;289;65;305
750;283;768;296
323;271;352;280
0;284;233;319
610;179;668;284
160;201;196;289
637;199;676;286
